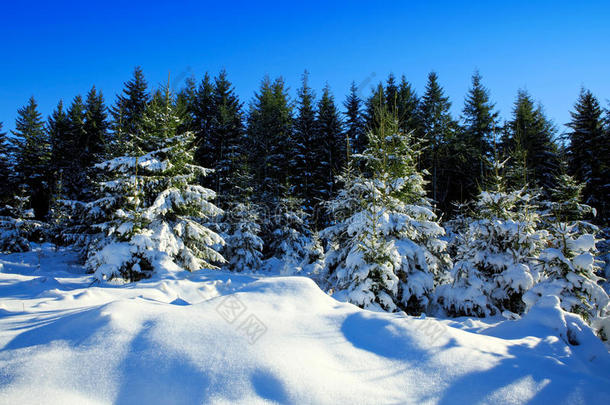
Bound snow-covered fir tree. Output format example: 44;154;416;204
299;231;325;280
223;201;263;272
321;110;450;314
524;222;608;322
524;172;609;334
437;159;548;317
84;84;225;280
219;145;265;273
0;186;45;253
541;171;595;224
269;196;312;275
319;162;366;288
0;122;12;204
443;202;472;259
12;97;51;219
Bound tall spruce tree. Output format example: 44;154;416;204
268;194;311;270
437;159;548;316
384;73;399;110
246;76;300;257
312;84;344;206
64;95;88;199
321;109;450;313
12;97;51;219
222;135;265;272
567;89;608;224
46;100;71;222
190;73;215;170
396;75;420;135
459;71;500;201
85;83;224;280
176;76;197;133
418;72;456;209
246;76;294;203
525;169;608;326
0;122;13;204
365;83;386;132
366;74;419;138
343;82;366;156
84;86;109;165
111;66;149;155
224;201;264;272
208;70;244;201
292;71;317;203
504;90;559;192
48;101;70;176
0;184;45;252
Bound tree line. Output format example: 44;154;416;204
2;67;608;229
0;67;608;338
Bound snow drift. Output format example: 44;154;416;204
0;245;609;404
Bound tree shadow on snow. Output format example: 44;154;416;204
340;311;457;362
114;321;210;405
251;369;291;405
3;306;110;350
340;311;610;403
436;337;610;404
0;276;81;300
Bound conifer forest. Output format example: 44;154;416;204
1;2;610;403
2;68;608;318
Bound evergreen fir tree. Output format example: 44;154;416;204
524;222;608;323
365;74;419;141
384;73;399;110
63;95;89;199
0;185;45;253
110;66;150;156
222;149;265;272
343;82;366;155
437;159;548;316
395;75;420;135
246;76;294;203
524;171;608;324
84;86;110;165
269;196;311;274
567;88;609;224
542;164;595;224
504;90;560;192
224;202;264;272
208;70;245;201
176;76;197;133
12;96;51;219
364;83;386;133
299;231;325;279
57;87;110;241
0;122;12;204
459;71;499;200
321;110;450;314
291;71;317;203
46;100;74;242
47;101;70;184
312;84;344;207
85;83;224;280
240;75;299;260
502;126;530;191
418;72;456;209
190;73;215;170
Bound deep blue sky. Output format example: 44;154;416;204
1;0;609;135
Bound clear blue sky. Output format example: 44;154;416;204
1;0;609;135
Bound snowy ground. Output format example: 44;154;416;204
1;245;609;405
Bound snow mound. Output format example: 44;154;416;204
1;246;610;404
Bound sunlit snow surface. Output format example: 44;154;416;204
1;244;609;404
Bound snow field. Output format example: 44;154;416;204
1;245;609;404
